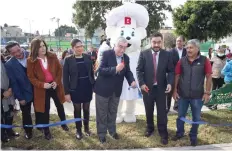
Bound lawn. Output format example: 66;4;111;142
2;109;232;150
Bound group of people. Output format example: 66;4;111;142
1;33;232;147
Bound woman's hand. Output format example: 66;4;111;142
44;83;52;89
65;94;72;103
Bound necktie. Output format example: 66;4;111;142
153;52;157;83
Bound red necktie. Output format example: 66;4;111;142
153;52;157;83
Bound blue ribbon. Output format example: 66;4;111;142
180;117;232;127
0;118;83;129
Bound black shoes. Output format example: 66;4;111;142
172;135;184;141
190;139;198;146
99;137;106;144
161;138;168;145
44;129;52;140
145;131;154;137
61;125;69;131
84;129;91;136
25;132;33;139
110;133;119;140
76;130;83;140
7;129;20;137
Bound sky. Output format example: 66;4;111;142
0;0;186;35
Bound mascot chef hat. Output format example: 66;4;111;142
106;2;149;29
105;2;149;40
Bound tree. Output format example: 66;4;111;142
163;32;176;49
173;1;232;41
4;23;8;27
72;1;172;38
54;25;77;37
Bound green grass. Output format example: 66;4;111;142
2;110;232;150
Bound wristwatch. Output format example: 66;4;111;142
204;91;211;95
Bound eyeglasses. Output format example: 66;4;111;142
117;44;127;50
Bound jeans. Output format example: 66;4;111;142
176;98;203;140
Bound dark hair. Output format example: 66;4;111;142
71;38;82;48
62;50;68;60
177;35;185;42
5;41;20;52
30;38;48;61
150;32;163;40
208;48;213;59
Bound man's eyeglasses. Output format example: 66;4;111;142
117;44;127;50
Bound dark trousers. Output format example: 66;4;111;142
176;99;203;140
95;93;119;138
73;103;90;132
143;85;168;139
1;102;14;140
20;101;33;134
36;89;66;131
167;84;178;112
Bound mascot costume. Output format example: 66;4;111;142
97;1;149;123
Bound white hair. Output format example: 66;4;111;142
115;37;128;46
187;39;200;50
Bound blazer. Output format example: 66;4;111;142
170;48;187;66
94;49;135;98
27;52;65;113
5;51;33;103
136;49;174;92
63;53;95;95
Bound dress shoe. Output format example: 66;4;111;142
25;132;33;139
110;133;119;140
172;135;184;141
145;131;154;137
190;139;198;146
76;131;83;140
99;137;106;144
84;129;91;136
1;135;10;143
44;130;52;140
161;138;168;145
61;125;69;131
7;130;20;137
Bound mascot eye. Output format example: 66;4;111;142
121;31;124;36
131;32;135;37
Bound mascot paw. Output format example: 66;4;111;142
124;114;136;123
116;115;124;123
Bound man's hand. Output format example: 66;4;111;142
130;81;137;88
141;84;149;93
44;83;52;89
51;82;57;89
172;90;179;101
202;94;210;104
65;94;72;103
19;100;26;106
3;90;12;98
165;84;172;93
116;63;125;73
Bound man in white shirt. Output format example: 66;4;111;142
167;36;187;113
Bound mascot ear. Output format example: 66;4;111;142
135;27;147;39
105;26;116;38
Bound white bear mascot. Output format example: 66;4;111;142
104;1;149;123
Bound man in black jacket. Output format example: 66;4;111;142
167;36;187;112
136;33;174;145
94;37;136;143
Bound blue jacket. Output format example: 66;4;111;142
5;51;33;103
221;59;232;83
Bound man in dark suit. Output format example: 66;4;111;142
94;37;136;143
5;41;34;139
167;36;187;112
88;46;97;65
136;33;174;145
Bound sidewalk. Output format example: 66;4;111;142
2;143;232;150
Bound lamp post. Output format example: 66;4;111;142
51;17;61;50
24;18;33;41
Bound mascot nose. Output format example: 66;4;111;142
126;36;131;40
